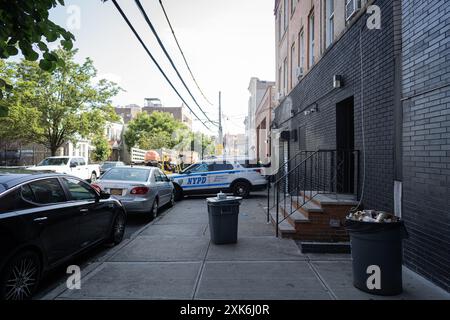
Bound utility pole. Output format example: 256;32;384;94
218;91;223;146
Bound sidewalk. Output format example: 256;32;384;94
42;193;449;300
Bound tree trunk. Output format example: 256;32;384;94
50;145;58;156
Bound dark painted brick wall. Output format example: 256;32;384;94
275;0;397;212
402;0;450;292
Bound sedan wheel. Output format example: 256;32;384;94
169;192;175;207
151;199;159;219
1;251;41;300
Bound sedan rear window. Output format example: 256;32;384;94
101;168;150;182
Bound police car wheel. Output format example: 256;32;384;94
233;181;250;198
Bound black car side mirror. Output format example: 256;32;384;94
99;190;111;200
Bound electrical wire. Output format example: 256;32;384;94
134;0;217;127
110;0;210;131
158;0;214;107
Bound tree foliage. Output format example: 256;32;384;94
91;134;111;162
0;0;75;99
0;49;121;155
124;111;189;151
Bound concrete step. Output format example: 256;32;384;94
279;204;310;224
300;191;359;206
269;210;296;237
297;241;351;254
291;196;324;214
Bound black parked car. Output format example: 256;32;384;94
0;170;127;300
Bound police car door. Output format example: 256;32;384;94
184;162;209;191
207;162;234;190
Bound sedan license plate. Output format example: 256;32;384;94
110;188;123;196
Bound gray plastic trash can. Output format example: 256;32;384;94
345;219;408;296
207;195;242;244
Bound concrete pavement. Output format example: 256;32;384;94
42;193;449;300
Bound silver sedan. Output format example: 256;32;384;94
93;166;174;219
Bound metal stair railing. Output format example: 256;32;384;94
268;149;360;237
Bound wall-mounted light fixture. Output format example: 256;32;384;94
333;75;343;88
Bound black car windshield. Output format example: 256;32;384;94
101;168;150;182
37;158;69;166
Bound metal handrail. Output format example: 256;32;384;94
269;149;360;237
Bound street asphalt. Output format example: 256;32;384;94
38;192;449;300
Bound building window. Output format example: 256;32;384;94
326;0;334;48
291;0;298;15
283;0;288;31
283;58;288;95
299;30;305;70
278;66;282;95
278;9;282;41
291;43;296;88
308;10;315;68
345;0;360;21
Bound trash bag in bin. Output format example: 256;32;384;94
345;212;408;296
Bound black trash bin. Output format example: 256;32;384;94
345;219;408;296
207;195;242;244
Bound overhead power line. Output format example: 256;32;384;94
158;0;214;107
134;0;217;127
110;0;210;130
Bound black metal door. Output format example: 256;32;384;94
336;97;355;193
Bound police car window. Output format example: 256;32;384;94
190;163;208;173
208;163;233;171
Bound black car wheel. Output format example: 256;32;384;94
0;251;41;300
232;181;250;198
109;211;126;245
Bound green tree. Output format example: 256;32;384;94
91;134;111;162
0;49;121;155
124;111;189;151
190;132;215;158
0;0;75;100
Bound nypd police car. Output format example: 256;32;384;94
169;158;267;200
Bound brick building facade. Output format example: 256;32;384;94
271;0;449;291
401;0;450;292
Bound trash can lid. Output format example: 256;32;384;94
206;196;243;203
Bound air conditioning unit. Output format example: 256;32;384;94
295;67;304;79
276;91;285;102
345;0;361;21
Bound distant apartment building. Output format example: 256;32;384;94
271;0;449;291
142;98;193;130
245;78;275;159
114;104;141;124
256;84;276;164
223;133;247;157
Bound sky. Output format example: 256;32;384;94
49;0;276;135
